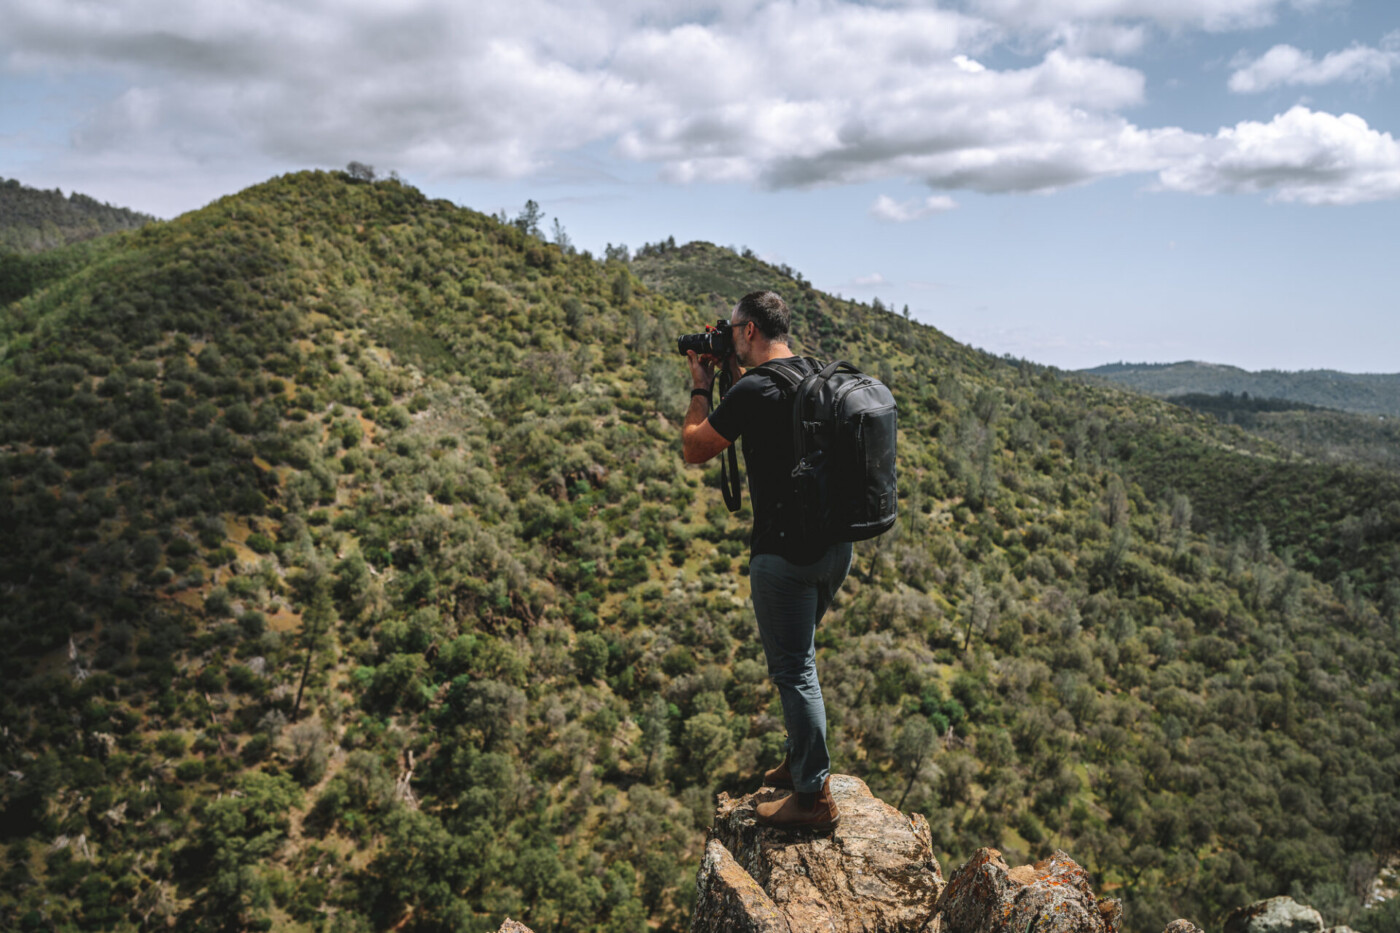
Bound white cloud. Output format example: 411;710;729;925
3;0;1399;213
851;272;888;287
871;194;958;222
1;0;1140;197
3;0;648;180
1044;22;1148;57
625;48;1151;193
1157;106;1400;205
967;0;1304;33
1229;35;1400;93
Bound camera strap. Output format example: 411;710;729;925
718;368;742;512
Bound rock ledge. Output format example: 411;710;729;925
694;774;945;932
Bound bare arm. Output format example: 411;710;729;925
683;401;731;464
682;350;734;464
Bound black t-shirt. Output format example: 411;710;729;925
707;356;825;565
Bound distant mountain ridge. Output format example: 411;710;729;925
1080;361;1400;417
0;176;155;254
1086;358;1400;414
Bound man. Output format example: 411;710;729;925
682;290;851;832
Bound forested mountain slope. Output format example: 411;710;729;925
1081;361;1400;418
2;171;1398;933
1129;391;1400;474
0;177;155;254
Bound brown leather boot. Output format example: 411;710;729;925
762;755;794;790
755;776;839;832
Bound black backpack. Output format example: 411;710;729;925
761;357;898;543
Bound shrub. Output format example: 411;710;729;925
238;611;267;638
205;588;233;618
574;633;609;682
247;533;276;554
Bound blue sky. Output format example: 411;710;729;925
2;0;1397;372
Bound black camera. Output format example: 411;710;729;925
676;319;734;358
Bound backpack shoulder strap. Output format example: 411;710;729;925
753;357;808;393
815;359;858;381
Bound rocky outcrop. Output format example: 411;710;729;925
68;635;90;682
50;834;92;859
692;837;791;933
1224;897;1325;933
1163;921;1204;933
693;773;946;932
87;731;117;760
691;775;1134;933
501;777;1343;933
935;847;1121;933
504;786;1340;933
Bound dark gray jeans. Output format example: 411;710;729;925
748;541;853;793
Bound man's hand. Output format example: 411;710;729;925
687;350;717;390
687;350;743;391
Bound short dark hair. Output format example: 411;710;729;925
735;291;791;343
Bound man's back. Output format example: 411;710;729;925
708;357;826;564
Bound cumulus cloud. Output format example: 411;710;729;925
0;0;1132;195
3;0;646;178
1157;107;1400;205
1044;22;1148;57
871;194;958;222
967;0;1306;33
2;0;1399;211
1229;35;1400;92
623;48;1151;193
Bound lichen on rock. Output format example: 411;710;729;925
693;774;945;932
934;847;1122;933
1224;896;1326;933
692;837;792;933
1163;919;1205;933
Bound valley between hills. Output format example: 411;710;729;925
2;171;1398;933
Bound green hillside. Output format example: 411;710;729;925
2;171;1399;933
0;177;155;255
1164;393;1400;472
1082;361;1400;417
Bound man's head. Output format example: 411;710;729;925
730;291;790;366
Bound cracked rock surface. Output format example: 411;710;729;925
1224;897;1326;933
934;847;1122;933
692;773;945;932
